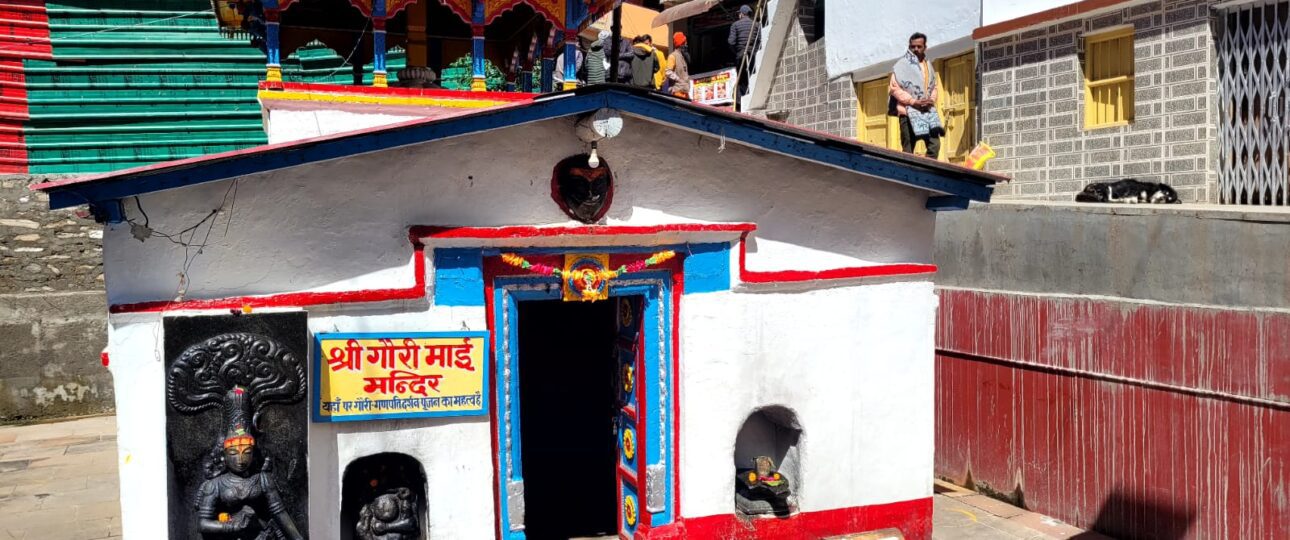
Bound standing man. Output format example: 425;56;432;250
728;5;757;100
629;35;659;89
889;32;942;159
643;35;668;91
667;32;692;99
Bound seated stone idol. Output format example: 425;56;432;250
356;487;420;540
195;388;304;540
734;455;793;516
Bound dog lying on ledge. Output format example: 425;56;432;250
1075;179;1181;204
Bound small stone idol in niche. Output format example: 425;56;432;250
356;487;419;540
735;455;793;517
168;331;307;539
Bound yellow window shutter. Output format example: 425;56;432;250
1083;27;1135;129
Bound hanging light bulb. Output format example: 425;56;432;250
588;141;601;168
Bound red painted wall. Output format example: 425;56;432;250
935;288;1290;539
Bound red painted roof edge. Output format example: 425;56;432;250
973;0;1138;41
259;81;541;102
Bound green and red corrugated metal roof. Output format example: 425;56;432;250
1;0;404;175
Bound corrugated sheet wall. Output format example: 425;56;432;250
0;0;51;174
935;287;1290;539
17;0;406;174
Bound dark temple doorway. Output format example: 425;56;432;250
518;298;620;539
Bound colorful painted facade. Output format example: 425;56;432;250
36;86;1000;539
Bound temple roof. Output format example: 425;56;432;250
33;85;1002;216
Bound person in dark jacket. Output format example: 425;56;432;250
728;5;757;63
585;30;610;85
616;36;635;83
729;5;757;102
629;35;659;89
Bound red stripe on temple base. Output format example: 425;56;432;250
647;498;932;540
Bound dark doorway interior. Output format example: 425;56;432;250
518;298;620;539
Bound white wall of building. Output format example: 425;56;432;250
679;281;936;517
826;0;981;81
101;116;936;306
101;113;940;537
981;0;1080;26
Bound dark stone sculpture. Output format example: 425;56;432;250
165;313;309;539
552;154;613;223
356;487;419;540
735;456;793;517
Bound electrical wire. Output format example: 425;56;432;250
0;9;209;55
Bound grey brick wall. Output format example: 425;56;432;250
759;7;856;138
979;0;1218;202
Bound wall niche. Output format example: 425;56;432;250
341;453;427;540
733;406;802;517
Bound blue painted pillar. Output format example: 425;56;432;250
470;0;486;91
540;27;556;93
520;33;537;92
372;1;388;87
561;29;577;90
264;8;282;86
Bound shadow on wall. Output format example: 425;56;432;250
1071;488;1196;540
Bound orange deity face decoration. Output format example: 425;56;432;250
222;433;256;475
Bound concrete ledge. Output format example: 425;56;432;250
935;201;1290;309
977;200;1290;222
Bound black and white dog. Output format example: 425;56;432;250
1075;179;1180;204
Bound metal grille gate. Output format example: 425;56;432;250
1218;0;1290;205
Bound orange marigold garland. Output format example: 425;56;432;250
500;251;676;282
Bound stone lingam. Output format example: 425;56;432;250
735;456;793;517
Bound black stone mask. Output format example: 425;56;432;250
552;155;613;223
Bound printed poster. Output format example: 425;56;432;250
689;68;738;106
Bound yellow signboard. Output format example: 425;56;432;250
313;332;489;422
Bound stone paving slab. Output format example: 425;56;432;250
0;416;120;539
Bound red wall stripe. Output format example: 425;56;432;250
737;232;936;283
109;225;938;314
935;288;1290;539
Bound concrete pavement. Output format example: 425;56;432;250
0;416;1099;539
0;415;120;539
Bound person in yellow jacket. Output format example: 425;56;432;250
644;35;667;90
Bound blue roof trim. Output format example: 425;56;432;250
41;87;997;211
615;95;994;202
926;195;971;211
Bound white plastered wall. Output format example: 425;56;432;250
679;280;937;517
827;0;979;81
101;114;940;536
982;0;1080;26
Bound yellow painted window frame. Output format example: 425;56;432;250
935;51;976;163
1083;26;1135;130
855;76;901;150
